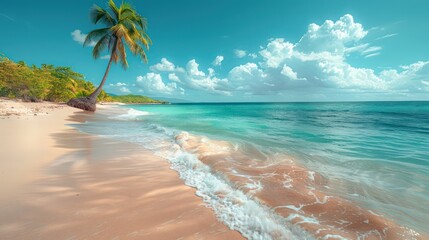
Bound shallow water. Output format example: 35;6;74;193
74;102;429;239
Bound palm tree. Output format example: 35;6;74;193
67;0;151;111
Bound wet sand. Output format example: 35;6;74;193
0;99;242;239
176;132;426;239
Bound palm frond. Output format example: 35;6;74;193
135;15;148;30
92;35;110;59
108;0;120;20
118;2;135;20
84;28;110;46
121;28;139;52
90;5;115;26
129;27;151;48
133;44;148;63
117;39;128;69
87;0;151;64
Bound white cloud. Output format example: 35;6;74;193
185;59;230;95
109;82;127;87
360;46;382;58
168;73;181;82
147;58;227;94
71;29;96;47
234;49;247;58
136;73;184;95
108;82;131;94
259;38;294;68
119;87;131;93
187;59;206;77
229;63;266;82
364;52;380;58
281;64;299;80
362;46;382;54
234;50;259;59
149;58;180;72
375;33;398;41
296;14;367;54
228;63;274;93
212;55;224;66
380;61;429;92
248;53;258;59
133;14;429;99
345;43;370;54
101;55;111;60
224;14;428;95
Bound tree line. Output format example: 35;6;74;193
0;56;163;104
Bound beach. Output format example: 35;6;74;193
1;99;428;240
0;99;242;239
78;102;428;240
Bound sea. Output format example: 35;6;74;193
73;101;429;240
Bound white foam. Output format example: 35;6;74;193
110;108;152;120
77;120;316;239
308;171;316;181
164;142;314;240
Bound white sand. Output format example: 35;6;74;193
0;98;243;239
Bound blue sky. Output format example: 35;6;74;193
1;0;429;102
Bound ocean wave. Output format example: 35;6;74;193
168;132;422;240
164;132;313;240
74;116;425;240
109;108;153;121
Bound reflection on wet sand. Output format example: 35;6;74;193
0;119;242;239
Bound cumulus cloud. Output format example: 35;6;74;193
212;56;224;66
109;82;127;87
119;86;131;93
71;29;96;47
380;61;429;92
108;82;132;94
149;58;184;72
136;73;184;95
281;64;299;80
295;14;367;54
133;14;429;99
225;14;429;95
234;49;247;58
184;59;230;95
259;38;294;68
143;58;230;95
229;63;269;93
168;73;181;82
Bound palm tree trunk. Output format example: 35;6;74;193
66;40;117;112
88;53;115;101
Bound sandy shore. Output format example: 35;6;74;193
0;99;242;239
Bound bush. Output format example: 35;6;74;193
0;56;111;102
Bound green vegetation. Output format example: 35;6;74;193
0;55;110;102
0;56;163;104
67;0;151;111
110;94;166;104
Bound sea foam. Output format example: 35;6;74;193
160;131;314;240
110;108;152;120
77;106;424;240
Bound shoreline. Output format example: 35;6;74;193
0;99;242;239
97;103;428;239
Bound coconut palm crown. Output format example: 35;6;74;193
67;0;151;111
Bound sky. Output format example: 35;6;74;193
1;0;429;102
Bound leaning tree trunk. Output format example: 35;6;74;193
67;42;117;112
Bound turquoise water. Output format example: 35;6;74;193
76;101;429;238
